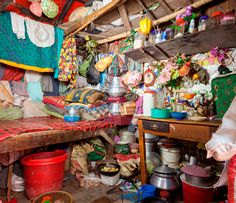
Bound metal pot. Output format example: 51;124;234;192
108;103;121;115
181;165;213;187
108;77;126;97
150;165;179;190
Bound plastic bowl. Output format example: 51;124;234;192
151;108;170;119
64;115;80;122
171;112;187;120
97;162;120;177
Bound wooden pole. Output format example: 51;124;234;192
66;0;126;36
97;0;215;44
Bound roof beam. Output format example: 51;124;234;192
118;3;131;30
135;0;156;20
158;0;173;14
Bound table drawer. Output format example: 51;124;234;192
142;120;169;133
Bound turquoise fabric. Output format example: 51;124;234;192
27;82;43;101
0;12;64;77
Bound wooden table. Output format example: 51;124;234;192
138;116;221;184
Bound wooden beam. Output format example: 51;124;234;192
66;0;127;36
97;0;215;44
135;0;156;20
10;2;55;24
118;3;131;30
55;0;74;26
158;0;173;14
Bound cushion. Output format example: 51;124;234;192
65;88;106;104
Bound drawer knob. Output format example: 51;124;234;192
152;124;159;130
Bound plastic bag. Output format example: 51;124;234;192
79;54;94;77
86;56;100;85
95;56;113;72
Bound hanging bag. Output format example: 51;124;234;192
79;54;94;77
86;56;100;85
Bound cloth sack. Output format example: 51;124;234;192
95;56;113;72
87;57;100;85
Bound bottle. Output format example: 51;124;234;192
188;18;195;33
155;30;162;44
161;31;167;42
198;15;209;31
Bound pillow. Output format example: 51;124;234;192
65;89;106;104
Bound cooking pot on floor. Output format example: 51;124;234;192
150;165;179;190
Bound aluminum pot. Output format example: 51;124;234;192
108;77;126;97
108;103;121;115
185;174;213;187
150;165;179;190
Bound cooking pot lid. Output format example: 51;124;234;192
181;165;211;177
153;165;177;174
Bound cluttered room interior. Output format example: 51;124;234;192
0;0;236;202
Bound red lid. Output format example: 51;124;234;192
181;165;211;177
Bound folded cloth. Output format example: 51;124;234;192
0;106;23;120
2;64;25;81
42;96;65;109
25;17;55;47
0;81;13;108
45;103;65;115
43;105;63;118
23;99;48;118
10;81;28;96
10;12;25;39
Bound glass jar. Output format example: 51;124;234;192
198;15;209;31
174;18;185;38
133;32;145;49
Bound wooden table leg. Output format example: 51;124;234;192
138;120;147;184
7;164;13;201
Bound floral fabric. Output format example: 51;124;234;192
58;35;77;86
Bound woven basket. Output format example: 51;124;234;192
32;191;72;203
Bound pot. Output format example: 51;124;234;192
150;165;179;190
181;165;213;187
108;77;126;97
109;103;121;115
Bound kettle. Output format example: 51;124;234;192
150;165;179;190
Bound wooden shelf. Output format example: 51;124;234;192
124;23;236;63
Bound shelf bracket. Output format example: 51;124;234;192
118;3;131;30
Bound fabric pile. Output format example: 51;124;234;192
65;88;109;121
42;96;66;118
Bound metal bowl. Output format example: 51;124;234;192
185;173;213;187
97;162;120;177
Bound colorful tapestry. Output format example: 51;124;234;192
0;12;64;76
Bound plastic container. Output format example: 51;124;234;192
170;111;187;120
151;108;170;119
64;114;80;122
21;150;67;199
138;184;156;199
180;174;213;203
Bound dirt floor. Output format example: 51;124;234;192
0;178;134;203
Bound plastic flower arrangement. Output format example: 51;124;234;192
210;47;229;64
156;53;204;89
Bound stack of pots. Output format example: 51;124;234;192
158;139;181;169
108;76;126;115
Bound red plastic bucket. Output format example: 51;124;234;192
180;174;213;203
21;150;67;199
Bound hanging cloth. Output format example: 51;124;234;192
10;12;25;39
58;35;77;86
25;17;55;47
